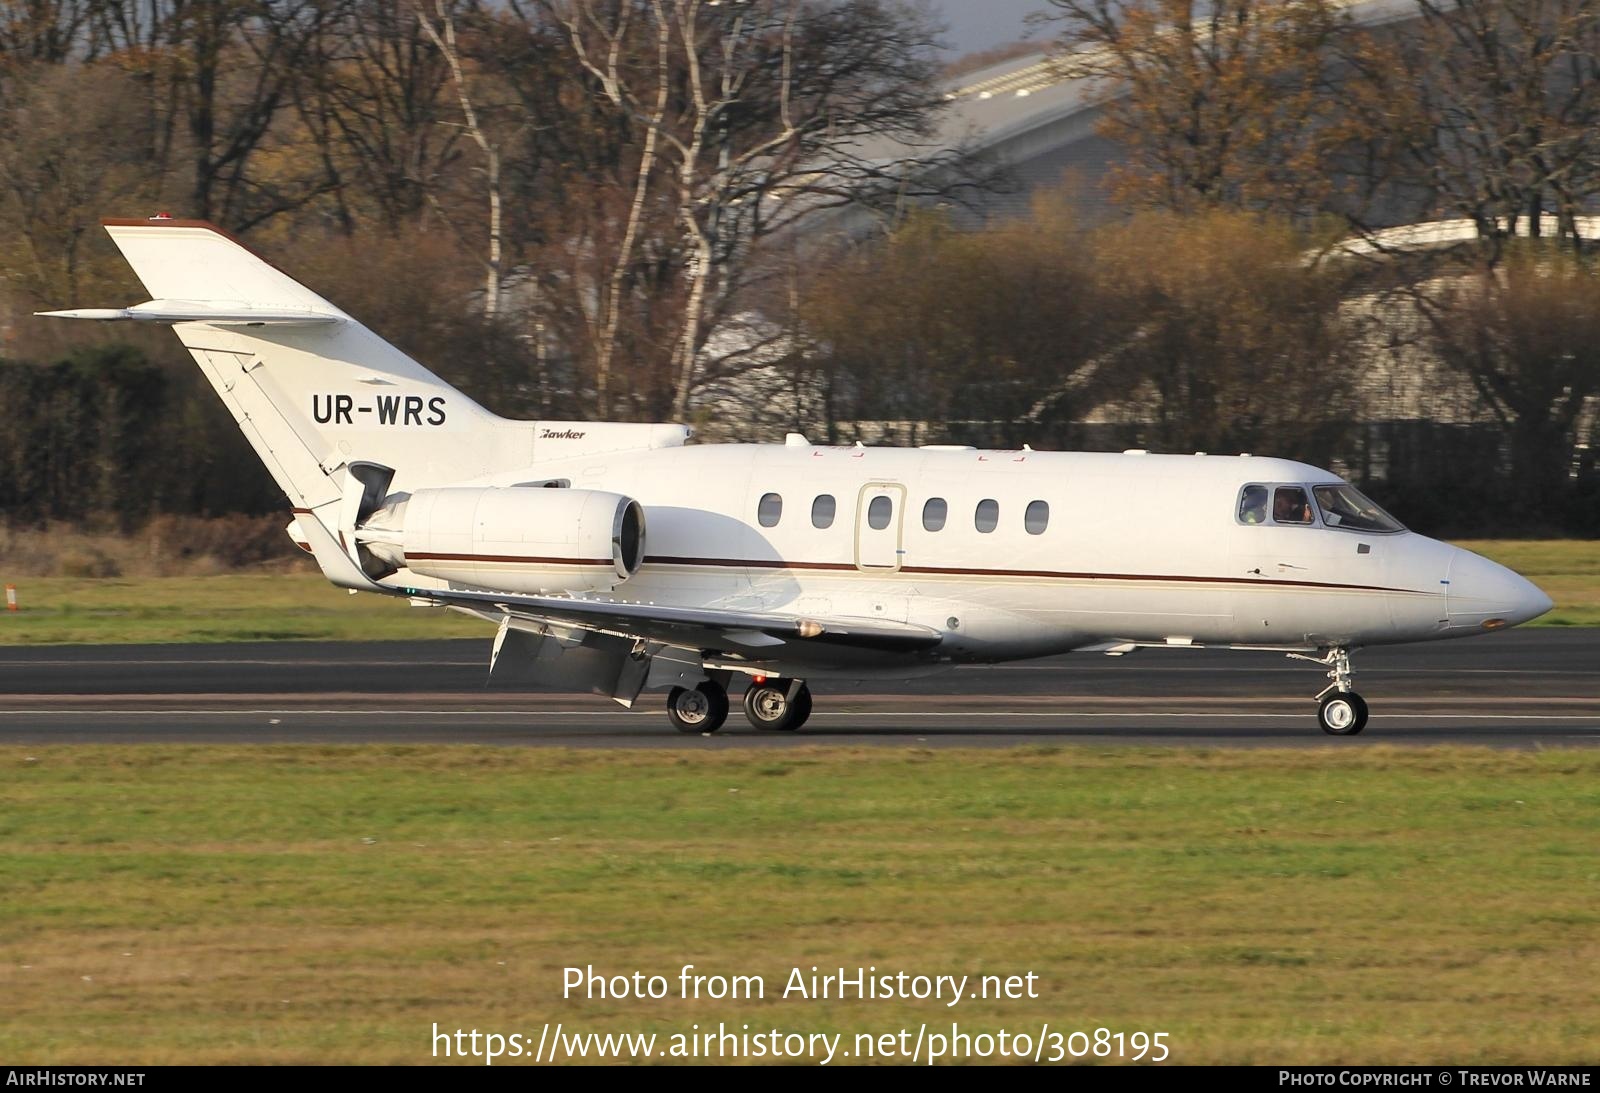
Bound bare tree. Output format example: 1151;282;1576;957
1038;0;1347;213
523;0;953;420
298;0;460;231
79;0;351;229
0;0;96;61
1089;208;1363;461
1417;247;1600;521
0;62;163;304
412;0;522;319
538;0;674;414
802;197;1131;443
1341;0;1600;255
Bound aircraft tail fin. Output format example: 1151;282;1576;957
100;217;351;314
40;218;514;513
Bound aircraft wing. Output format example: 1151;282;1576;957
296;511;941;659
413;584;945;656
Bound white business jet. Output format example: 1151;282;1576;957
43;217;1553;736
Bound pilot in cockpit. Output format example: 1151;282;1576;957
1273;487;1313;524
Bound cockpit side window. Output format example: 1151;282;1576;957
1272;486;1315;525
1313;484;1405;533
1238;484;1268;525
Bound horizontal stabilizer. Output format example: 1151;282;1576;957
48;217;511;511
37;300;341;326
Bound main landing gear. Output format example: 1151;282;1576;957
665;678;814;734
1290;647;1369;736
666;681;729;734
742;680;813;732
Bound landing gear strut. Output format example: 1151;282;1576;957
666;680;729;734
742;680;813;732
1290;647;1369;736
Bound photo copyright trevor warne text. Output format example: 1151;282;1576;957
1280;1072;1591;1087
429;964;1173;1064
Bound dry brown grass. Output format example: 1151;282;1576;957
0;516;310;579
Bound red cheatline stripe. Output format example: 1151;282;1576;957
642;555;1431;596
651;555;855;572
294;538;1430;597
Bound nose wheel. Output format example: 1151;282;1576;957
1317;692;1368;735
1291;646;1370;735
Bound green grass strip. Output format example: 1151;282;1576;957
1;745;1595;1063
0;540;1594;645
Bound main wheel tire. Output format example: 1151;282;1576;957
742;682;812;731
667;681;729;734
1318;692;1369;736
787;686;814;731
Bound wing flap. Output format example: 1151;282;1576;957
294;512;941;657
414;584;944;654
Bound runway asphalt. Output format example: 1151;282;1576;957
0;628;1595;747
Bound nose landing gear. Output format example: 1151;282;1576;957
1291;647;1369;736
1317;691;1369;735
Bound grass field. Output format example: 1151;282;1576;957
0;574;486;645
1;745;1596;1065
0;540;1594;645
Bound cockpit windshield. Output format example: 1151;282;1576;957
1312;484;1405;534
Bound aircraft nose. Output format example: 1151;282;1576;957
1447;548;1554;631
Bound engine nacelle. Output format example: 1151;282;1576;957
361;486;645;594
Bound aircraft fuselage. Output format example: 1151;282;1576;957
420;442;1548;678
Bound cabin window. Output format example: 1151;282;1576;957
975;498;999;533
1313;484;1404;534
923;497;947;532
811;494;836;529
1272;486;1314;526
1025;500;1049;535
867;495;893;530
1238;484;1268;525
758;492;783;527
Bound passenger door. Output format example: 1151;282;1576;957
854;482;906;571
